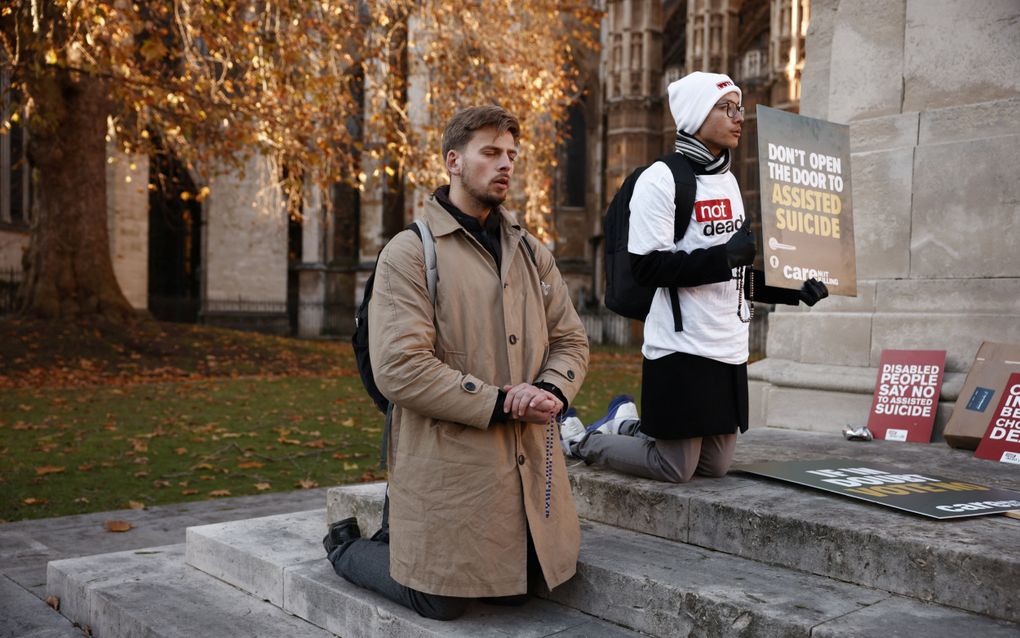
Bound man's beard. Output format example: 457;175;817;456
459;173;507;209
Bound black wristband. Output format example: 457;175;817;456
534;381;569;417
491;389;511;423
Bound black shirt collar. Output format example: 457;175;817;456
433;185;503;267
434;185;501;233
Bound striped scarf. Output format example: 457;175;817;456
674;130;730;175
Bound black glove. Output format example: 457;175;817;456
799;278;829;306
724;217;755;268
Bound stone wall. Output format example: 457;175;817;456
105;147;149;310
202;156;289;333
0;230;27;272
750;0;1020;436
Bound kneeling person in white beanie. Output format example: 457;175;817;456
567;71;829;482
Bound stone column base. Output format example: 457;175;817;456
748;358;965;443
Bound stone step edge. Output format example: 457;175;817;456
186;506;1020;638
48;538;642;638
564;463;1019;624
46;544;335;638
326;477;1019;624
183;509;644;637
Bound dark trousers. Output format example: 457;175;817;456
327;497;536;621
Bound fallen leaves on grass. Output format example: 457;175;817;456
35;465;65;476
23;497;47;505
208;489;232;497
105;520;133;532
128;501;145;510
0;318;354;390
296;479;319;489
254;482;271;491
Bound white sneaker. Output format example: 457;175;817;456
559;415;587;457
591;401;639;435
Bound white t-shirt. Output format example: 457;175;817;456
627;161;749;364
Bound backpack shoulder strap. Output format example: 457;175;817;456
518;232;538;267
408;219;437;304
377;220;435;470
656;152;697;333
658;152;697;242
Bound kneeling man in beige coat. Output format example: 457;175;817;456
324;105;590;620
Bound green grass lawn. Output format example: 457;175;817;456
0;318;642;522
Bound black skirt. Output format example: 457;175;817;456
638;351;748;440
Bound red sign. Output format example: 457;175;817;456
866;349;946;443
694;199;733;222
975;373;1020;465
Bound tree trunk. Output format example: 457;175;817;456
18;69;136;322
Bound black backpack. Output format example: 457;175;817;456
353;220;437;414
602;152;697;322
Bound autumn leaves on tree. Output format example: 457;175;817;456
0;1;600;320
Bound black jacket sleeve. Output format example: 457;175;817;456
745;268;801;305
630;245;733;289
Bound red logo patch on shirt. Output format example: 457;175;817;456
694;199;732;222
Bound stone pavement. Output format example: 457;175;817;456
0;487;330;636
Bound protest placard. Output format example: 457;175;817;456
866;350;946;442
974;373;1020;465
756;105;856;296
737;459;1020;519
944;342;1020;449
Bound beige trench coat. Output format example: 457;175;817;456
368;195;589;598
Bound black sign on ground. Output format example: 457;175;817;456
736;458;1020;519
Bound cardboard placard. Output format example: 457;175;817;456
974;373;1020;464
866;349;946;443
737;459;1020;519
944;342;1020;450
756;106;856;296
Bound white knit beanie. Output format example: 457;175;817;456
668;71;742;135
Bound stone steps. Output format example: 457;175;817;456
326;445;1020;626
184;509;642;637
567;464;1020;623
0;574;82;638
45;545;334;638
565;427;1020;622
324;484;1019;637
46;510;641;638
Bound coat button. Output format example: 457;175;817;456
567;370;575;380
509;335;518;345
517;455;525;465
464;381;476;391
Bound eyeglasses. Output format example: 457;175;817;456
714;101;745;119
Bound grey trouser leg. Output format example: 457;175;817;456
329;539;468;621
575;431;737;483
